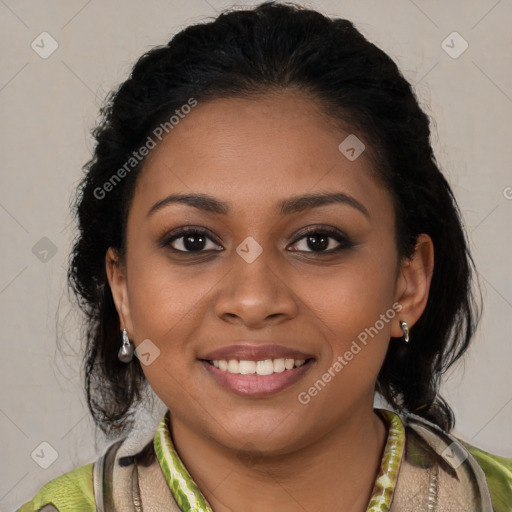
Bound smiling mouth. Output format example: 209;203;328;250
199;357;316;397
202;357;315;375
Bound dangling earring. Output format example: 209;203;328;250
118;328;134;362
399;321;410;343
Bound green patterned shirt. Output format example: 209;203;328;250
16;408;512;511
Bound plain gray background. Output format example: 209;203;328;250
1;0;511;509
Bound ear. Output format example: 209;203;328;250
391;233;434;338
105;247;133;335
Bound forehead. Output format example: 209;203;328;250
130;91;391;220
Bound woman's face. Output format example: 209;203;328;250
107;91;432;455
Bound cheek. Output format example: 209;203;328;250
297;247;398;385
124;261;211;408
127;254;217;348
304;249;397;334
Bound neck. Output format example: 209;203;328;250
168;403;388;512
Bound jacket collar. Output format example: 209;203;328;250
153;407;406;512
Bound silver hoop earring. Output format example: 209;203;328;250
118;328;134;363
400;321;410;343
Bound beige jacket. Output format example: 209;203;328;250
87;412;494;511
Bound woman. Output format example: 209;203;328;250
17;2;512;511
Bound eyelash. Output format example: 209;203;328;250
159;225;354;256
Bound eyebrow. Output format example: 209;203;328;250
147;191;370;218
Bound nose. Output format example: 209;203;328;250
213;246;298;329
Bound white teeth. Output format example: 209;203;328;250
227;359;239;373
239;360;256;374
256;360;274;376
273;358;285;373
210;357;309;375
284;359;295;370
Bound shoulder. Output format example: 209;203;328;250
399;410;512;512
458;439;512;512
15;463;95;512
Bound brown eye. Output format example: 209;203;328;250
288;227;354;254
160;228;223;253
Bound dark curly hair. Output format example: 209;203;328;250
68;1;480;440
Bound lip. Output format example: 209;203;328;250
199;343;315;362
200;358;315;398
